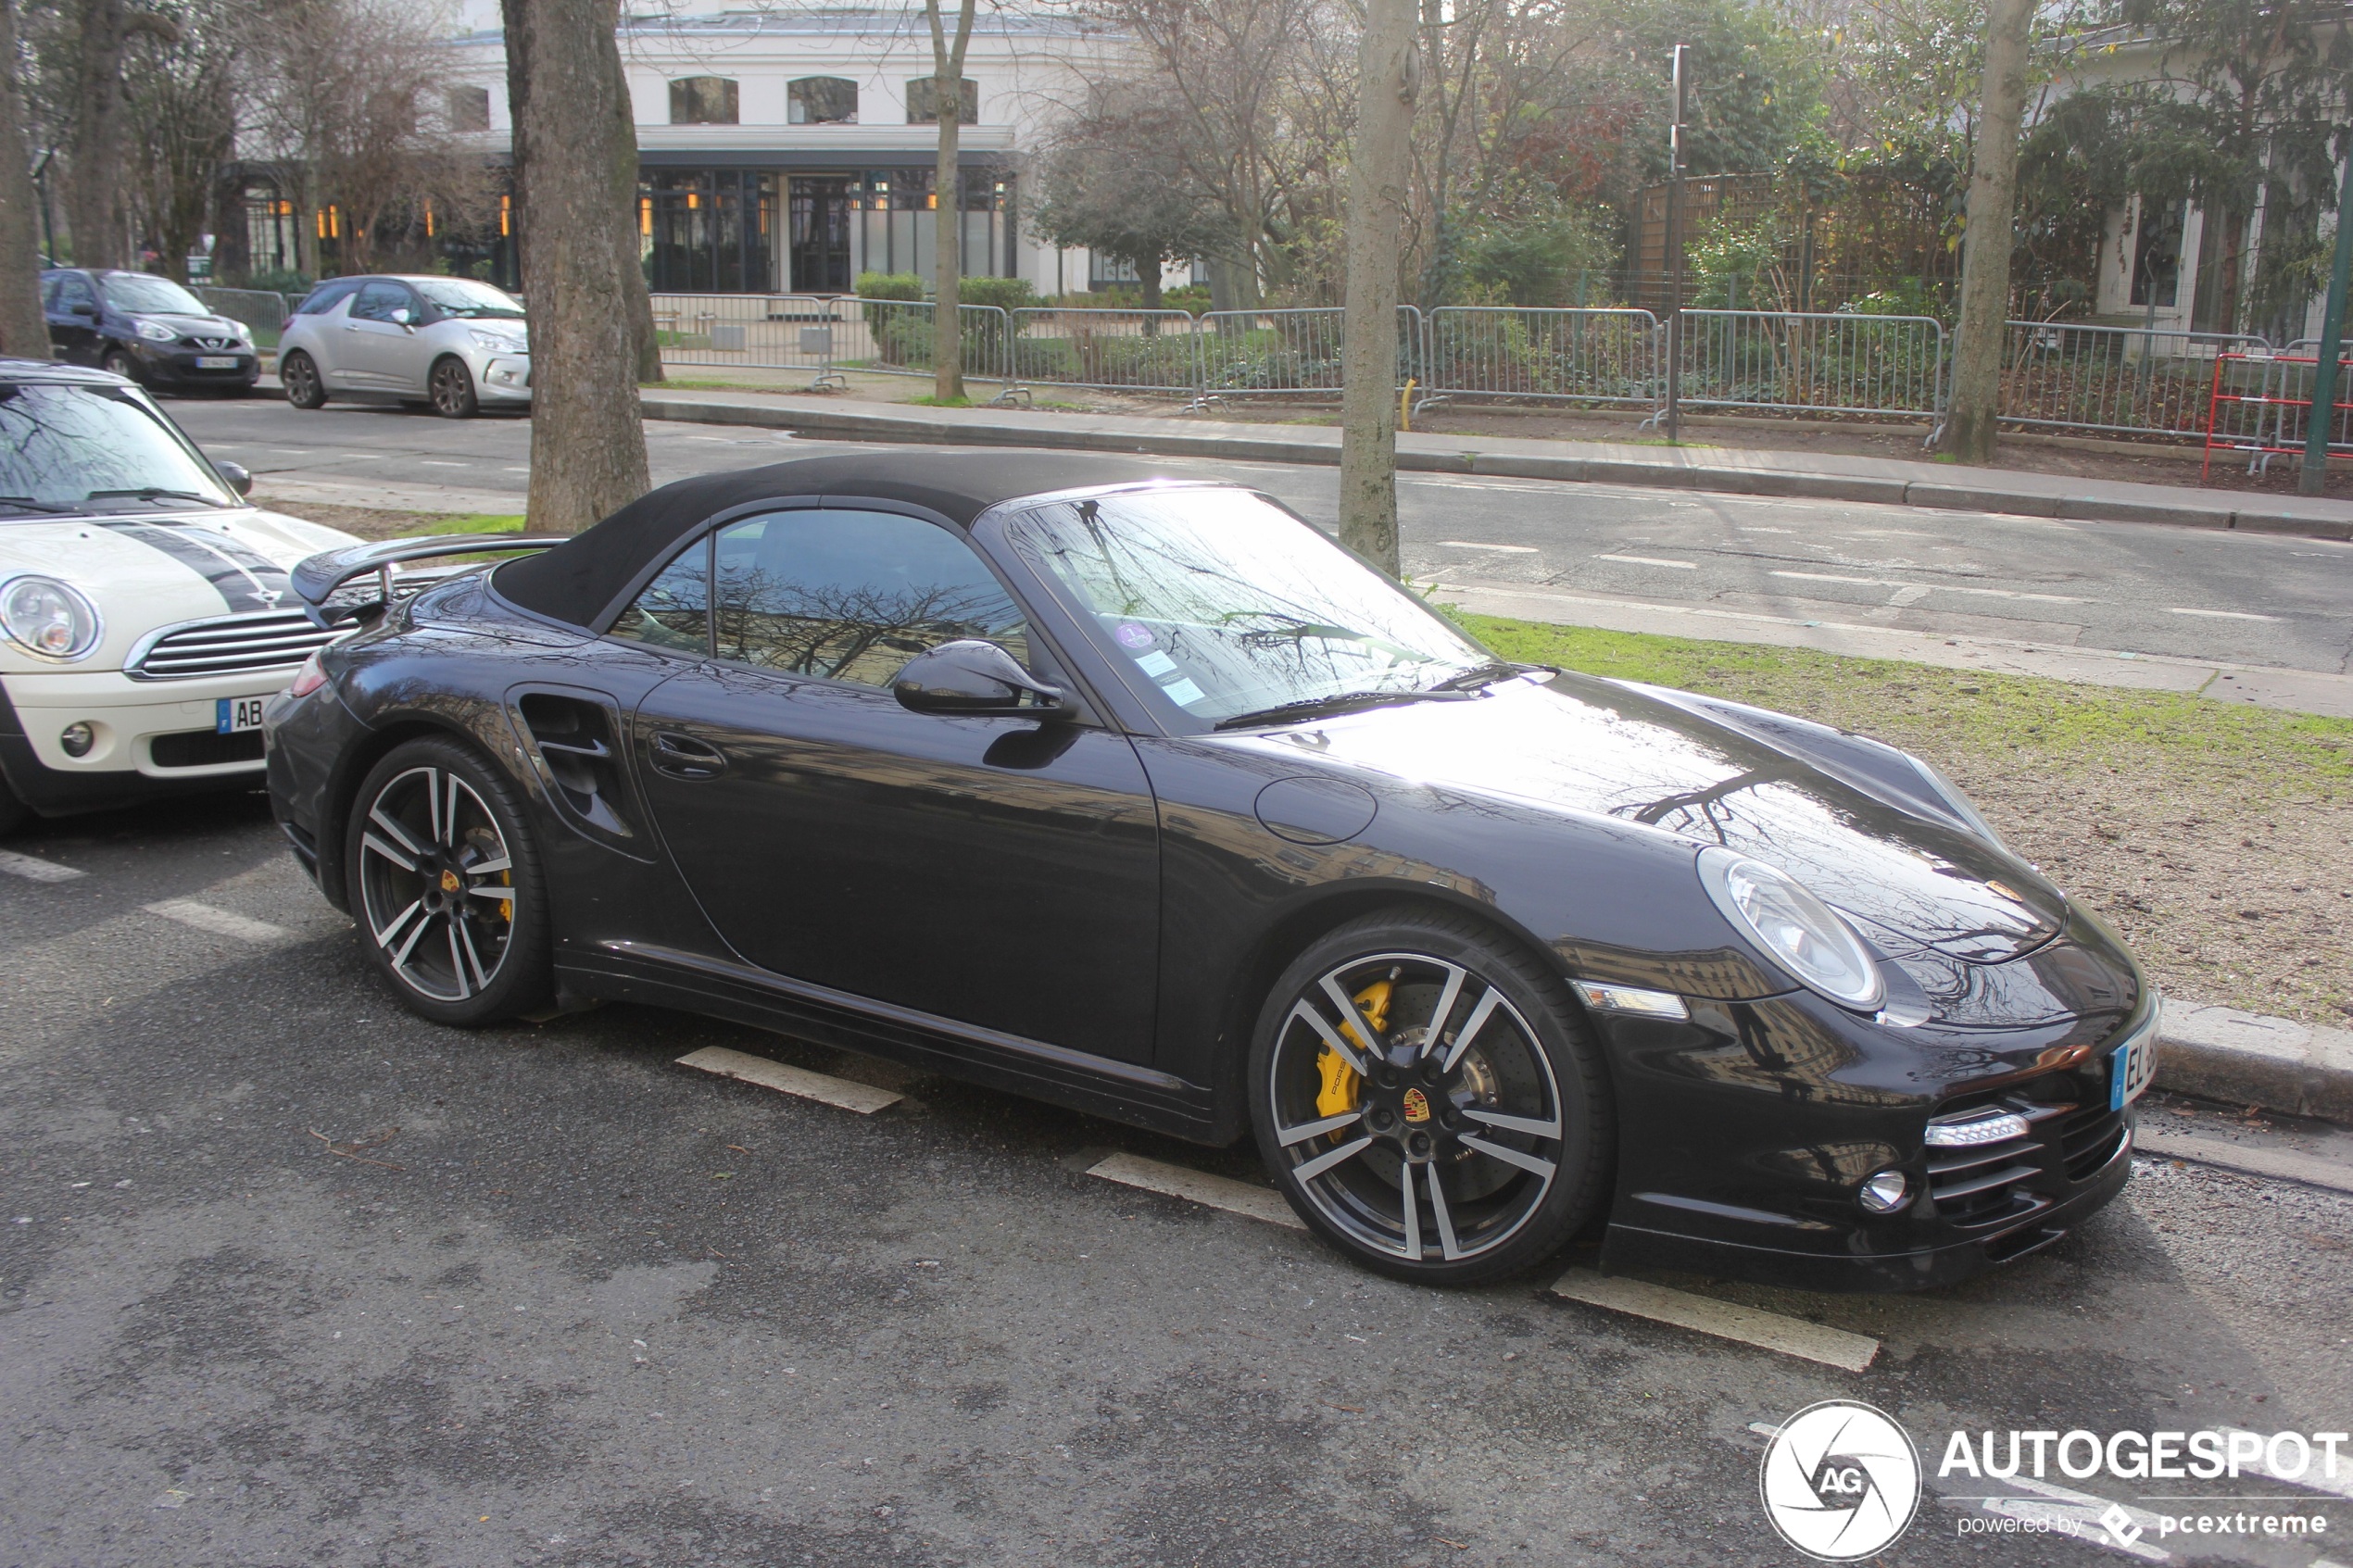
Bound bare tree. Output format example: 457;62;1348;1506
1939;0;2033;464
123;0;237;282
502;0;648;532
925;0;976;400
1338;0;1416;575
67;0;178;267
1031;86;1232;312
0;0;50;354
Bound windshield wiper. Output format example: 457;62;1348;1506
0;495;82;515
84;486;225;508
1429;659;1554;692
1213;686;1472;731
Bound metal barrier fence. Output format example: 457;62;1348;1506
1008;307;1201;394
2201;351;2353;477
1419;307;1661;408
1194;306;1421;401
1997;320;2264;441
194;286;293;346
1671;309;1947;420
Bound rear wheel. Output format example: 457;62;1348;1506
429;357;479;419
346;737;549;1025
281;350;327;409
1249;909;1614;1286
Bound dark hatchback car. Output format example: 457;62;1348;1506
41;269;261;394
266;454;2153;1292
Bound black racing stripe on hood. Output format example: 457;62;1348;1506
97;521;292;612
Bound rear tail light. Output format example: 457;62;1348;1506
288;650;328;697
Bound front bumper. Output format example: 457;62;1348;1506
0;665;296;814
134;342;261;388
474;353;533;403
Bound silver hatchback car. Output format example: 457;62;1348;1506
276;275;530;419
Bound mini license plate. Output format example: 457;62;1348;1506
195;355;240;370
216;695;269;734
2110;1026;2158;1110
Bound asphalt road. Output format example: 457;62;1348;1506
6;795;2353;1566
167;396;2353;678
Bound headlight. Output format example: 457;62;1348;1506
0;575;104;660
1697;847;1885;1010
133;318;178;342
470;330;523;353
226;320;253;343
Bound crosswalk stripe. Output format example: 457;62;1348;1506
0;847;85;883
143;899;292;944
1086;1152;1304;1231
1553;1270;1879;1372
675;1046;903;1113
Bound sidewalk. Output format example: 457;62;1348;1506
638;386;2353;541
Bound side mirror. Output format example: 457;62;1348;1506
389;307;414;327
892;639;1067;719
70;302;97;318
214;459;253;496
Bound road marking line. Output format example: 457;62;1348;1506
1437;540;1540;553
1552;1270;1878;1371
674;1046;902;1113
2218;1429;2353;1499
1086;1152;1305;1231
2167;607;2279;621
2135;1129;2353;1196
1772;570;1882;585
0;848;85;883
1596;554;1697;570
144;899;291;943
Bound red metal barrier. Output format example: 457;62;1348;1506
2203;351;2353;482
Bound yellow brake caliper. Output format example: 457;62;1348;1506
1315;979;1391;1129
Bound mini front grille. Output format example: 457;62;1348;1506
149;729;263;769
127;610;338;680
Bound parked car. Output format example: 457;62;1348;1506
275;275;530;418
0;358;359;834
267;453;2152;1292
39;268;262;395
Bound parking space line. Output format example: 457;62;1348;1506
1438;540;1540;553
1086;1152;1305;1231
0;848;85;883
144;899;291;944
1552;1270;1879;1371
675;1046;903;1113
1596;553;1698;570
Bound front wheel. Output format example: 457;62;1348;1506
1249;909;1614;1286
101;347;142;385
281;350;327;409
346;737;550;1025
429;356;479;419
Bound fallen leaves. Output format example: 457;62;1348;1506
308;1127;403;1172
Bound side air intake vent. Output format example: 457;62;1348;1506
516;691;638;844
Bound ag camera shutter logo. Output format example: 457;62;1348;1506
1760;1400;1922;1560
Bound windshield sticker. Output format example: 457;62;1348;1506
1114;621;1154;650
1162;677;1207;708
1134;650;1177;678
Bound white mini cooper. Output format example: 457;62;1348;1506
0;358;360;833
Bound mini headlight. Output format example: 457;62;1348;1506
0;575;103;660
134;318;178;343
1697;847;1885;1010
1858;1170;1910;1214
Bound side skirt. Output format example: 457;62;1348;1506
561;941;1222;1144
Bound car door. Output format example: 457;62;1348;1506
623;505;1164;1066
340;282;427;390
47;272;100;364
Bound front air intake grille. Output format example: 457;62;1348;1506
2059;1104;2128;1181
128;610;339;680
150;729;264;768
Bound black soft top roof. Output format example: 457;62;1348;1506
494;450;1185;628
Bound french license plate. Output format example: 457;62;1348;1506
195;355;239;369
2109;1024;2158;1110
216;695;269;734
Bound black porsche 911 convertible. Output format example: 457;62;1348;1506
265;452;2155;1291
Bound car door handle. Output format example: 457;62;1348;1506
648;731;727;779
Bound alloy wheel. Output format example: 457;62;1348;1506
1266;950;1566;1264
283;352;324;408
430;358;477;418
357;764;518;1003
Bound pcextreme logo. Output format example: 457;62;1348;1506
1759;1400;1924;1561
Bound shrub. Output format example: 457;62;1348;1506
854;271;925;301
958;275;1039;312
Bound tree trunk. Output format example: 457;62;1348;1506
604;35;661;383
1939;0;2034;465
502;0;649;534
210;166;251;285
926;0;975;402
69;0;132;268
1337;0;1416;576
0;0;49;355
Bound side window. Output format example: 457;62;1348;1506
711;508;1028;688
40;275;57;308
351;282;409;322
55;274;94;311
608;538;711;653
296;280;360;317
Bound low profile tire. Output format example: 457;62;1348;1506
101;347;142;385
1249;908;1614;1286
281;350;327;409
429;357;479;419
346;737;550;1026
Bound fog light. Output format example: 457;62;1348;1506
1858;1170;1910;1214
59;721;94;758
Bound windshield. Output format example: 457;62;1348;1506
413;278;525;320
99;274;209;316
1004;486;1492;726
0;383;235;512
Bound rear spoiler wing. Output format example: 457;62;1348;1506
291;533;566;628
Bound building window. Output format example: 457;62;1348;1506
670;76;739;125
447;84;491;132
905;77;977;125
788;77;859;125
1089;252;1140;287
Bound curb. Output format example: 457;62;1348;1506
2156;1001;2353;1123
637;394;2353;541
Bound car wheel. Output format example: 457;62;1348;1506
281;350;327;409
429;357;479;419
346;737;550;1026
1249;908;1614;1286
100;347;142;385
